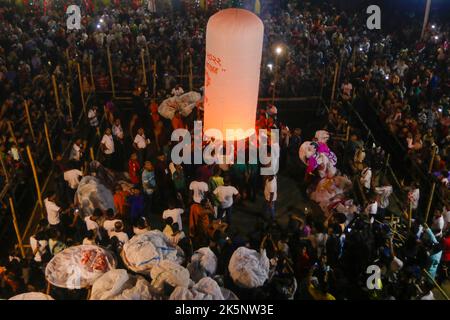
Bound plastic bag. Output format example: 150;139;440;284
187;247;218;282
150;260;191;296
121;230;185;275
228;247;269;289
75;176;115;216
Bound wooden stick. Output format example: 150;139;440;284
428;145;437;173
77;63;86;114
89;54;95;92
345;124;350;142
141;49;147;86
44;122;54;161
66;83;73;124
153;60;157;98
107;46;116;98
189;53;193;91
24;100;36;142
424;182;436;224
7;121;18;146
90;147;95;161
9;197;26;259
52;74;61;112
330;61;339;104
423;268;449;300
0;153;9;184
408;202;412;231
26;145;44;217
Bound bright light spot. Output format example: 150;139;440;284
431;25;436;29
100;18;104;23
275;46;282;55
267;63;273;71
434;35;439;40
359;47;363;52
385;75;390;80
97;24;101;29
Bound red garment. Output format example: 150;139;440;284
443;236;450;262
128;159;140;185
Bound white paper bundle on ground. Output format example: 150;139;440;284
121;230;184;275
90;269;153;300
75;176;115;216
45;245;116;289
9;292;54;300
169;277;225;300
150;260;191;296
187;247;218;282
228;247;269;289
158;91;201;119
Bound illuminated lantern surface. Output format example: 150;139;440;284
203;8;264;141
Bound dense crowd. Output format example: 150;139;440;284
1;1;450;300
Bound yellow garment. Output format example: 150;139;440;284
254;0;261;15
200;0;206;10
308;284;336;300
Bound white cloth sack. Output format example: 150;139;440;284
90;269;153;300
158;91;201;119
9;292;54;300
228;247;270;289
121;230;184;275
75;176;115;216
169;277;224;300
187;247;218;282
150;260;191;296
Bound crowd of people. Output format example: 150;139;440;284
1;0;450;300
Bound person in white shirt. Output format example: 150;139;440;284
84;209;103;240
133;128;149;166
44;194;61;226
364;194;378;224
69;139;84;162
213;176;240;225
189;179;209;204
162;201;184;231
407;183;420;218
29;231;49;263
360;166;372;193
168;223;186;246
101;128;115;169
109;221;129;246
171;84;184;96
431;210;445;238
112;118;124;141
63;167;83;190
102;209;122;237
264;175;277;220
133;217;151;235
375;185;393;218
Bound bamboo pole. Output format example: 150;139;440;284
26;145;43;217
189;53;193;91
428;145;437;173
423;269;449;300
24;100;36;142
90;147;95;161
89;54;95;92
44;122;54;161
9;197;25;258
330;62;339;104
52;74;61;112
153;60;157;98
66;48;71;79
0;153;8;184
7;121;18;146
77;63;86;114
141;49;147;86
424;182;436;223
107;46;116;98
408;202;412;231
66;83;73;123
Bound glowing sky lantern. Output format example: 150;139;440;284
203;8;264;141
